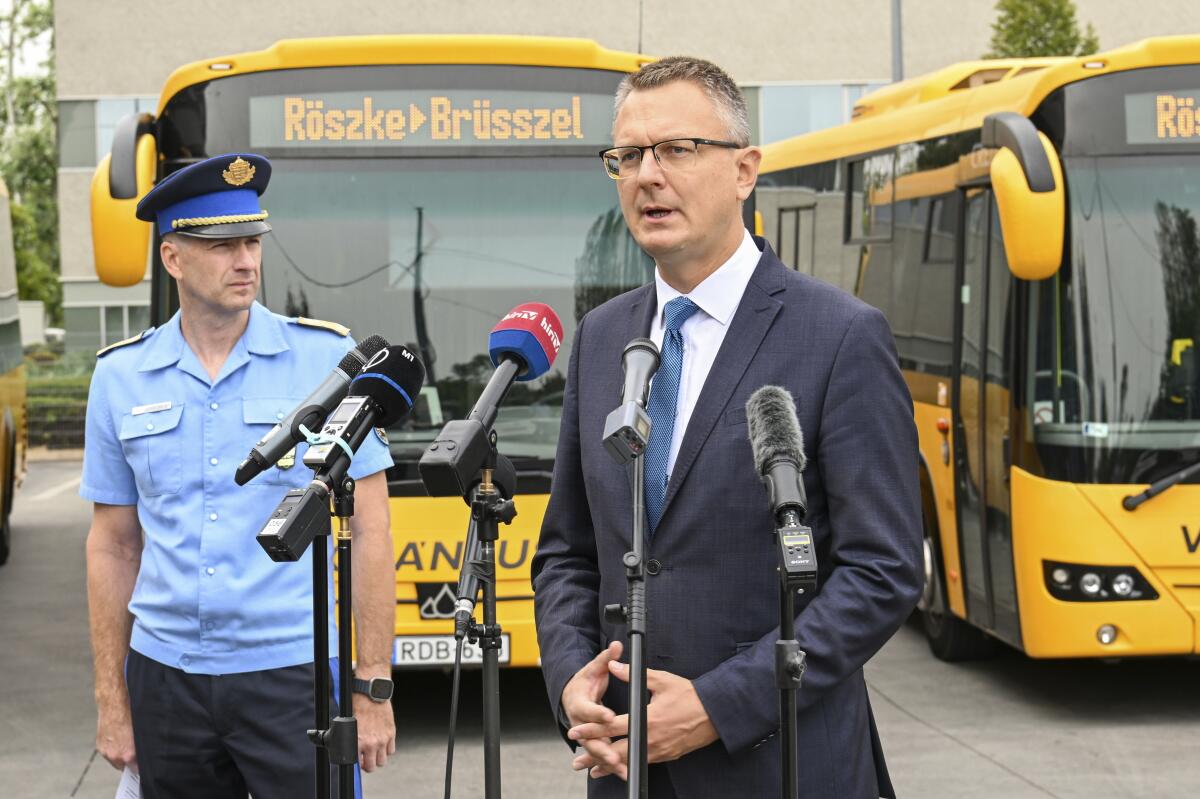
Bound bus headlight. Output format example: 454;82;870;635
1097;625;1118;645
1080;573;1102;596
1043;561;1158;602
1111;573;1135;597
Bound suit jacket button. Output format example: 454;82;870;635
646;559;662;576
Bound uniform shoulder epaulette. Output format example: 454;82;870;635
293;317;350;337
96;327;155;358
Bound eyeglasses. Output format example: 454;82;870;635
598;138;743;180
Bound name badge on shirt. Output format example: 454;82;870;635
131;401;172;416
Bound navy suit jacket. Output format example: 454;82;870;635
532;240;923;798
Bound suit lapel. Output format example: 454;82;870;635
658;246;787;526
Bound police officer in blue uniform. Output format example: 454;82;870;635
82;154;397;798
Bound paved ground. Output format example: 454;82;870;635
2;459;1196;798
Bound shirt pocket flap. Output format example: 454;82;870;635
119;404;184;440
242;397;295;426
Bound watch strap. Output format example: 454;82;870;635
352;676;393;702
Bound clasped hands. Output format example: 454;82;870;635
561;641;718;780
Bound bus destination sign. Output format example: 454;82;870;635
250;89;613;149
1125;90;1200;144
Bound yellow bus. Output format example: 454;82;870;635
757;35;1200;660
0;180;26;567
89;35;654;668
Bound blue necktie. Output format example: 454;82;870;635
644;296;700;534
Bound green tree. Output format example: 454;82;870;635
985;0;1100;59
0;0;59;324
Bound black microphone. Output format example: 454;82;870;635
419;302;564;498
256;345;425;562
746;386;809;525
602;338;660;464
747;386;817;594
235;334;389;486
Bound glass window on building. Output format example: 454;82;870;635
127;305;150;336
65;304;150;352
65;307;102;353
94;97;157;165
103;306;125;347
756;82;888;144
57;96;158;169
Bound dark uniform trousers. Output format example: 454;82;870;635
127;649;361;799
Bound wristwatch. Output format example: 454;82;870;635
352;676;394;703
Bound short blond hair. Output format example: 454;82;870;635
614;56;750;146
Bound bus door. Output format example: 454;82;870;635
952;187;1021;646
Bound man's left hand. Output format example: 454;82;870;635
567;662;718;779
353;692;396;772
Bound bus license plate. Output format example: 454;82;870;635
392;634;511;667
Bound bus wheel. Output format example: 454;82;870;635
920;513;995;661
0;417;12;566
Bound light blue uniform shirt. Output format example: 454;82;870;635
81;302;393;674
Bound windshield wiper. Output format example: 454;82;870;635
1123;457;1200;511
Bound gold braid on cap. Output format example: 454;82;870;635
171;211;269;230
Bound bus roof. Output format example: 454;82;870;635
761;34;1200;172
158;35;653;115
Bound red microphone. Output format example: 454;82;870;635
488;302;563;381
420;302;565;498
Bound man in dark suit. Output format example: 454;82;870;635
532;56;923;798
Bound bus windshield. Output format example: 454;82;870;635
1031;154;1200;484
155;64;655;485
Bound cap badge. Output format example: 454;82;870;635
222;157;256;186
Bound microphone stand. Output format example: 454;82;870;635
306;475;359;799
603;456;650;799
455;433;517;799
774;509;814;799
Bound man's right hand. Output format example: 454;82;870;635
561;641;626;780
96;701;137;772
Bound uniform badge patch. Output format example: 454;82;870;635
222;156;256;186
374;427;389;446
277;447;296;470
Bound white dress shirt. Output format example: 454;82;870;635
649;229;761;475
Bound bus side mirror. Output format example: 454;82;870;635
982;112;1064;282
91;112;156;287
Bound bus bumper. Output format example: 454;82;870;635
1011;468;1197;658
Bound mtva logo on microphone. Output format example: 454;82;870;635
540;316;562;353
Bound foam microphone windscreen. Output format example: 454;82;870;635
488;303;563;381
337;333;389;376
746;385;807;474
349;345;427;426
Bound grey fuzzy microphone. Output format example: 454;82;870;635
746;386;808;521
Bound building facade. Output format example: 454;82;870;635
55;0;1197;348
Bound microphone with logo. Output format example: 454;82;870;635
419;302;563;498
235;334;389;486
422;303;563;799
745;385;815;799
256;345;425;563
